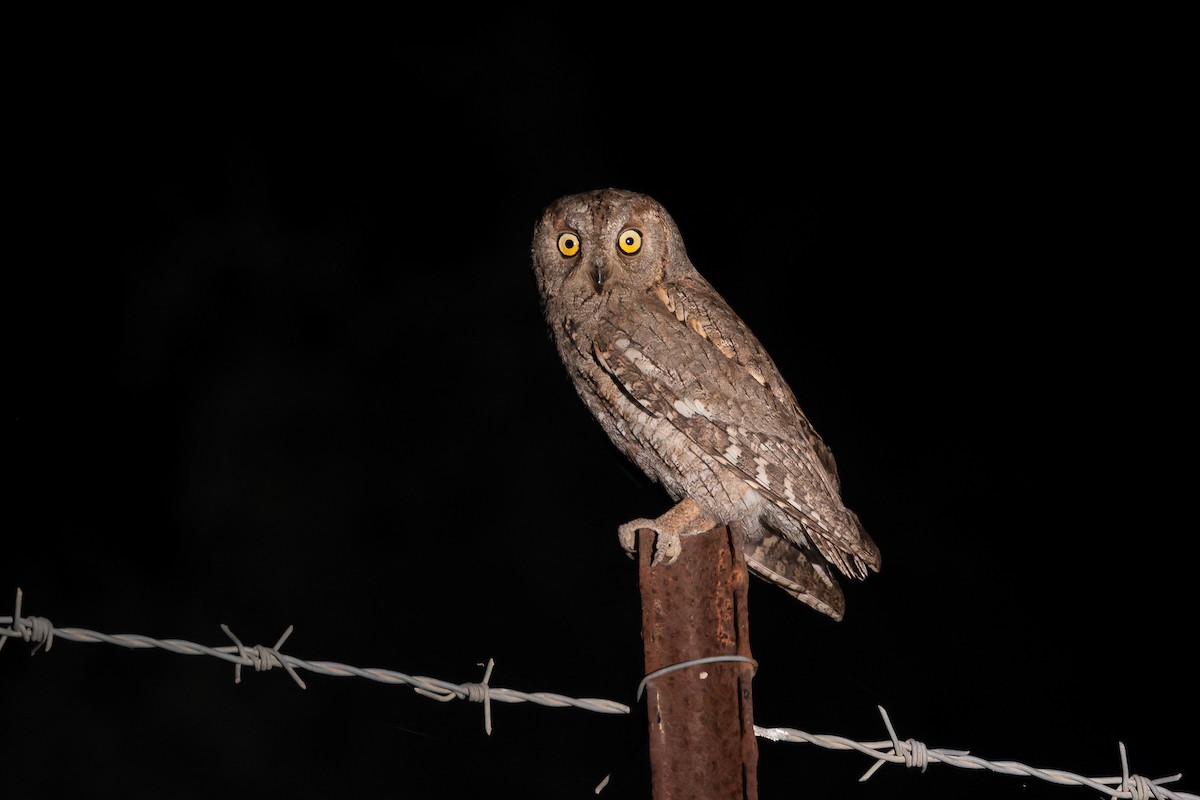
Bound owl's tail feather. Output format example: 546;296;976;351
740;521;846;621
840;508;882;579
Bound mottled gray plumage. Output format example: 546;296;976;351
531;188;880;619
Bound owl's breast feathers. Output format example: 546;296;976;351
571;272;880;581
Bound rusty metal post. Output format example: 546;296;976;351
637;524;758;800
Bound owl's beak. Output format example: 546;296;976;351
591;258;607;294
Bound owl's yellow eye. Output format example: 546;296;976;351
557;232;580;257
617;229;642;255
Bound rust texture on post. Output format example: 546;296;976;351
638;525;758;800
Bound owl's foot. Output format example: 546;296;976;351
618;519;682;566
617;498;719;567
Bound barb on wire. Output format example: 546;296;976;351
0;588;53;654
755;706;1196;800
221;623;306;689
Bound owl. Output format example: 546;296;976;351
531;188;880;620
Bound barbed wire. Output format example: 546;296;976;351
757;709;1197;800
3;588;1193;799
0;588;629;735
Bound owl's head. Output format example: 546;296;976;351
531;188;689;312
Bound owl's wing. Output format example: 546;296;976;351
591;275;880;579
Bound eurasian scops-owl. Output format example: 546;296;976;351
531;188;880;619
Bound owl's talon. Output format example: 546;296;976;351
650;531;682;566
618;519;655;559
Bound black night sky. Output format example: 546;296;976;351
6;18;1195;800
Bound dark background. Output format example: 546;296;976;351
7;17;1194;800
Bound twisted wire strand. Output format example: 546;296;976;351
4;588;1194;800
